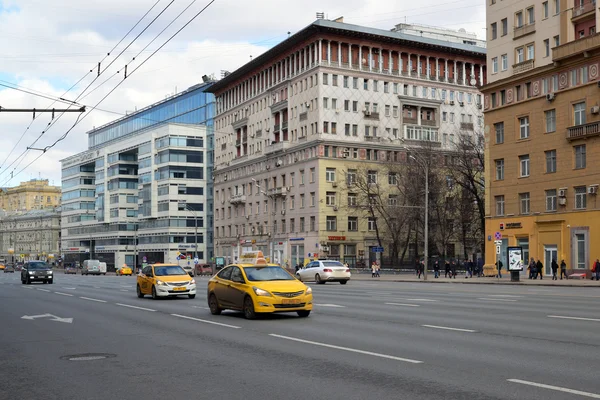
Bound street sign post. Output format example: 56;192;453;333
496;245;501;255
372;247;384;253
494;231;502;240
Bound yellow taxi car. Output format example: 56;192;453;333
116;264;133;276
207;252;313;319
0;264;5;271
136;263;196;299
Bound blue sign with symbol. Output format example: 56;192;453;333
372;247;384;253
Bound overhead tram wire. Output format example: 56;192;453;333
0;0;170;184
1;0;219;186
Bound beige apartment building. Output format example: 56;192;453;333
0;179;61;212
483;0;600;276
208;18;486;267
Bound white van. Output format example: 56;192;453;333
82;259;105;276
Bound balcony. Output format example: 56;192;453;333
363;111;380;120
512;59;534;75
421;119;438;127
274;124;280;133
268;187;289;197
567;121;600;141
572;1;596;20
460;122;475;131
270;98;288;113
229;194;247;204
364;136;382;142
282;121;288;130
298;136;307;142
235;139;241;146
553;33;600;62
264;141;290;155
230;155;248;165
513;23;536;40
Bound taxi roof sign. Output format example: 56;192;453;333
238;251;265;264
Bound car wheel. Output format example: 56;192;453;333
21;279;25;284
136;284;144;298
26;277;31;285
208;294;222;315
315;274;325;284
188;294;196;299
243;296;256;320
151;285;159;300
340;280;348;285
43;280;47;284
297;310;311;318
48;280;53;284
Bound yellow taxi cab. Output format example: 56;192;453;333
207;251;313;319
136;263;196;299
116;264;133;276
0;264;5;270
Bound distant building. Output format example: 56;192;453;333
0;179;61;212
0;207;61;263
391;23;486;48
60;82;215;269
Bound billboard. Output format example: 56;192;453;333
507;246;523;271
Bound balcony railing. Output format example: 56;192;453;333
282;121;288;130
264;141;290;155
421;120;438;127
273;124;280;133
230;155;248;165
553;33;600;61
229;194;247;204
363;111;380;120
572;1;595;18
298;136;307;142
235;139;241;146
460;122;475;131
364;136;382;142
567;121;600;140
268;187;289;197
513;23;536;39
512;59;534;75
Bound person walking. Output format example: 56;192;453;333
468;259;474;278
433;260;440;278
560;259;568;280
528;258;536;279
371;262;377;278
451;260;457;279
417;260;423;279
375;262;381;278
551;259;559;280
536;259;544;280
593;259;600;281
496;260;503;278
444;260;450;278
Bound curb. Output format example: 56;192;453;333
350;278;600;287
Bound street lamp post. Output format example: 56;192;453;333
409;154;429;281
184;205;199;260
252;178;274;262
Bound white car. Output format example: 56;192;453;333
296;260;351;284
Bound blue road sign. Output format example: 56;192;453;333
372;247;384;253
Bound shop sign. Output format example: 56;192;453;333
290;238;304;241
505;222;522;229
327;236;346;241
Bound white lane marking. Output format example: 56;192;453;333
54;292;74;297
422;324;477;333
315;303;346;308
191;306;211;310
62;287;76;290
171;314;241;329
385;302;420;307
22;286;33;289
115;303;155;312
548;315;600;322
269;334;423;364
507;379;600;399
487;294;523;298
80;297;107;303
93;286;101;289
405;298;439;302
120;289;129;292
478;298;517;302
37;288;51;292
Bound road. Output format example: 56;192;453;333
1;272;599;400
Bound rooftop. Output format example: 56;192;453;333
207;19;486;93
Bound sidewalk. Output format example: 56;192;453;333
350;272;600;287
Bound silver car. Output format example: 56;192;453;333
296;260;351;284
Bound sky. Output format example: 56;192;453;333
0;0;486;188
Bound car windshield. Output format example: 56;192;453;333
154;266;187;276
322;261;345;268
244;266;295;282
26;262;49;270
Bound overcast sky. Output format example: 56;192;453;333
0;0;485;188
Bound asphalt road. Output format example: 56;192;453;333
1;272;599;400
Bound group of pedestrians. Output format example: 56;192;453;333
418;258;483;279
526;258;569;280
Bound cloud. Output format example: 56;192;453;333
0;0;485;187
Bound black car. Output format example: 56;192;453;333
4;263;15;273
21;261;54;284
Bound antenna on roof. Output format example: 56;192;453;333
287;31;291;38
250;55;253;60
316;12;325;19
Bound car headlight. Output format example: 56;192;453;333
190;279;196;285
305;286;312;295
252;286;272;297
29;271;34;275
48;271;53;274
156;280;167;286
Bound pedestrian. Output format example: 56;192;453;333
528;258;536;279
468;259;474;278
477;257;484;277
496;259;503;278
433;260;440;278
371;262;377;278
375;262;381;278
415;258;420;277
560;259;568;280
551;259;558;280
536;259;544;280
444;260;450;278
451;260;457;279
417;260;423;279
593;259;600;281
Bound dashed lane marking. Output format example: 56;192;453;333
54;292;74;297
79;297;107;303
384;302;420;307
508;379;600;398
422;324;477;333
115;303;155;312
171;314;241;329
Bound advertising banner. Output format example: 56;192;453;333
507;246;523;271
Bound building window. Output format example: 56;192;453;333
515;11;523;28
310;216;316;231
363;79;369;90
519;116;530;139
348;217;358;231
544;39;550;57
495;122;504;143
545;109;556;132
575;144;586;169
326;216;337;231
570;69;578;86
542;1;549;18
326;192;336;206
331;122;337;134
581;66;588;83
367;170;377;184
348;193;357;207
300;217;305;232
527;44;534;60
526;7;535;24
546;189;557;212
353;77;358;89
388;195;398;206
554;35;560;47
495;195;505;216
520;192;530;215
310;168;316;183
367;217;377;231
310;192;316;207
520;155;530;177
332;74;338;86
501;54;508;71
325;168;336;182
545;150;557;173
323;73;329;85
495;159;504;180
491;22;497;40
575;186;587;209
516;47;524;63
501;18;508;35
300;194;305;208
343;76;349;88
323;97;329;109
574;102;586;125
492;57;498;73
575;233;586;269
388;172;398;185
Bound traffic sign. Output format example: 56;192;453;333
494;231;502;240
372;247;384;253
193;257;199;264
496;245;501;255
494;240;502;245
